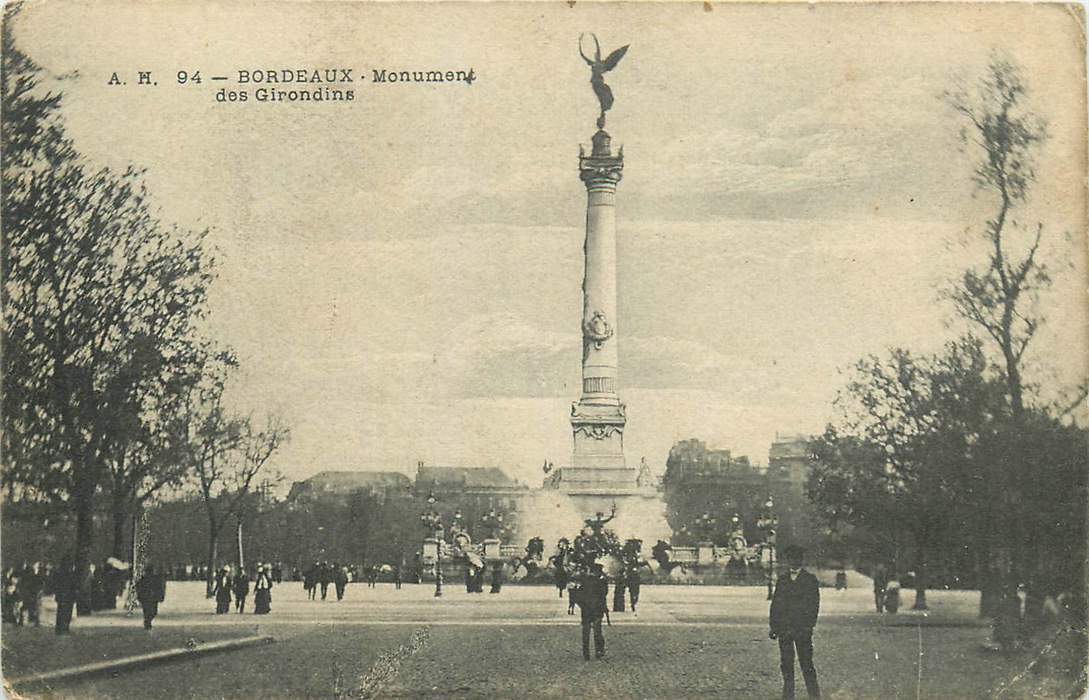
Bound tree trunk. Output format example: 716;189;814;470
1003;344;1024;419
912;539;928;611
236;518;244;571
978;540;1001;618
205;529;219;598
111;493;129;560
57;471;96;633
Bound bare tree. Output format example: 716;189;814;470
183;356;288;593
944;56;1049;418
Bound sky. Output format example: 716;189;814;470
12;2;1088;488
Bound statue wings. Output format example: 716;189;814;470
579;34;630;124
579;34;630;74
600;45;629;72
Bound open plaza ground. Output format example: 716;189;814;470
4;579;1083;699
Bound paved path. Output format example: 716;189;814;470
36;580;980;629
12;583;1072;700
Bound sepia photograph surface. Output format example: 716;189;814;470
2;2;1087;698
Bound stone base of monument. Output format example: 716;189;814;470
696;542;715;564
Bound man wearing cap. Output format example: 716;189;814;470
769;545;821;699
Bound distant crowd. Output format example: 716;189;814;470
162;562;287;583
302;561;407;601
3;559;131;627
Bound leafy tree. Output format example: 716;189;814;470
2;7;213;630
810;338;1002;609
103;343;203;558
943;56;1089;618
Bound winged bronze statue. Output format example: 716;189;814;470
579;33;629;129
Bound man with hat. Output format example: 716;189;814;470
232;566;250;613
769;545;821;699
577;561;610;661
135;564;166;629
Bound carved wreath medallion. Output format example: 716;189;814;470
582;310;614;349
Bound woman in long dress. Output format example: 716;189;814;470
253;564;273;615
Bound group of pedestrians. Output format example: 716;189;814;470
212;563;274;615
2;562;45;626
302;561;352;601
161;562;285;583
555;535;824;700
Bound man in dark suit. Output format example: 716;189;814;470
319;562;332;600
577;562;609;660
334;564;348;601
232;568;250;613
213;566;232;614
135;565;166;629
769;546;821;699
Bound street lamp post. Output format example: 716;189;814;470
420;492;444;598
757;497;779;601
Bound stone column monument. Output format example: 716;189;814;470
551;35;644;500
534;35;667;547
569;129;630;479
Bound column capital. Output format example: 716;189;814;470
579;130;624;190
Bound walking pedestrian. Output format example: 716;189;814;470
233;568;250;613
769;546;821;699
135;565;166;629
254;563;273;615
872;564;888;613
577;563;609;660
612;567;627;613
334;564;348;601
304;562;317;601
213;566;232;614
318;562;332;600
18;562;43;627
627;561;642;616
3;567;20;624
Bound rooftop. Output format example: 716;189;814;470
415;465;525;490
